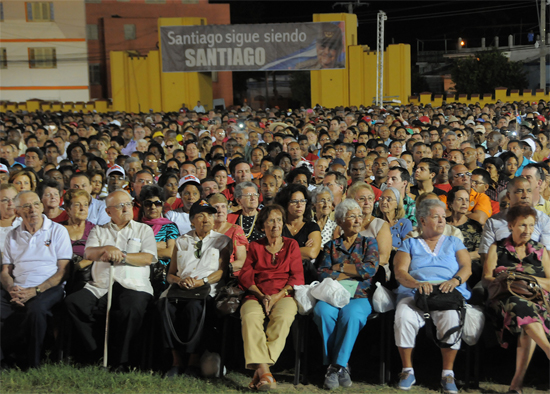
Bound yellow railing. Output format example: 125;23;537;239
409;87;550;106
0;99;112;113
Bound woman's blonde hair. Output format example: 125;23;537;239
208;193;228;207
64;188;92;208
346;182;374;199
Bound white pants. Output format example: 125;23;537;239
394;296;462;350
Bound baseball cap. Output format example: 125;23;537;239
0;163;8;173
178;174;201;191
419;116;430;123
474;125;486;134
106;165;125;178
189;199;218;218
152;131;164;139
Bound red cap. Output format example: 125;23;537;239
419;116;430;123
537;115;546;122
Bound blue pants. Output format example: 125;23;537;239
312;298;372;367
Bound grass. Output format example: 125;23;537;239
2;363;550;394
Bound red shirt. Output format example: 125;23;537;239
51;210;69;224
239;237;304;301
435;183;452;193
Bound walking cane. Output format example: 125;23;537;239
103;260;115;369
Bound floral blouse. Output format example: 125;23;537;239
318;234;379;299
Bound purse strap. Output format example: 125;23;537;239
164;284;208;347
507;272;550;311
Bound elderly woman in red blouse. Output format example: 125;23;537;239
239;204;304;391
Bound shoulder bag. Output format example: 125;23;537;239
214;264;245;316
488;270;550;310
414;286;465;348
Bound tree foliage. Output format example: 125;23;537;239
450;49;527;95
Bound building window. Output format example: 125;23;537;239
124;24;136;40
26;2;54;22
89;64;101;85
0;48;7;69
0;3;4;22
86;24;98;40
29;47;56;68
145;0;166;3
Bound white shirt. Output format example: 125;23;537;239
166;210;192;235
193;105;205;113
174;230;231;296
3;215;72;288
84;220;158;297
0;217;22;254
87;198;111;225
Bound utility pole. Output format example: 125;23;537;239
376;11;387;107
541;0;546;91
333;0;368;14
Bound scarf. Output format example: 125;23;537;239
141;217;173;236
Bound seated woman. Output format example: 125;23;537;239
158;171;183;212
9;169;35;192
239;205;304;390
446;186;483;285
139;185;180;297
347;182;391;268
313;199;379;390
207;193;248;272
393;198;472;393
0;184;22;255
378;187;413;251
311;186;338;248
37;180;68;223
483;205;550;394
165;175;202;235
161;200;231;378
274;183;321;284
63;188;95;293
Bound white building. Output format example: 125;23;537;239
0;0;89;102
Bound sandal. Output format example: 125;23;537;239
256;373;276;391
248;370;260;390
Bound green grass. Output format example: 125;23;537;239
1;363;549;394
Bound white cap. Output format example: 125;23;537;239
178;174;201;190
0;163;8;173
106;164;125;178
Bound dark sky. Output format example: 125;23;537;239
213;1;542;55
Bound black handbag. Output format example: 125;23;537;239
414;286;465;348
164;283;211;346
214;264;244;316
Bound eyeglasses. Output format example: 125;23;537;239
345;214;364;221
108;201;134;210
379;196;396;202
470;180;486;187
136;179;153;185
16;201;41;211
316;198;332;204
290;199;307;205
453;172;472;179
0;198;14;204
43;192;59;198
195;239;203;259
146;159;158;163
143;200;163;208
240;193;259;199
72;202;89;209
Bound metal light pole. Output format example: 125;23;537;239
376;11;387;107
541;0;547;90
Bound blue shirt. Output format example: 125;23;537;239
87;198;111;225
389;218;413;249
396;235;470;301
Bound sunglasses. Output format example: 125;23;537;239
143;200;163;208
166;145;174;149
195;239;203;259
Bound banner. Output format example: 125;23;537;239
160;22;346;72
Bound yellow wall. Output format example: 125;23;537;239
311;13;357;108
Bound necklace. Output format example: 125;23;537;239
239;212;258;239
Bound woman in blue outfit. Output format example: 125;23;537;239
378;187;413;251
313;198;379;390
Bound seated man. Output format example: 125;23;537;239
1;191;72;368
65;190;158;370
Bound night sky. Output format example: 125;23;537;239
214;1;542;59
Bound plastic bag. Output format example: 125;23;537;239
372;282;396;313
200;351;226;377
310;278;351;308
294;281;320;315
462;304;485;346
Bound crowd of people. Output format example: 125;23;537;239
0;101;549;394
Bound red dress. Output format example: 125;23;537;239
239;237;304;301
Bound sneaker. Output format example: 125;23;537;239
338;366;352;388
323;365;340;390
398;372;416;390
440;375;458;394
164;366;181;379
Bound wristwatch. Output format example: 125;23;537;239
284;288;289;296
36;286;41;295
203;277;209;284
340;264;344;273
453;276;462;285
